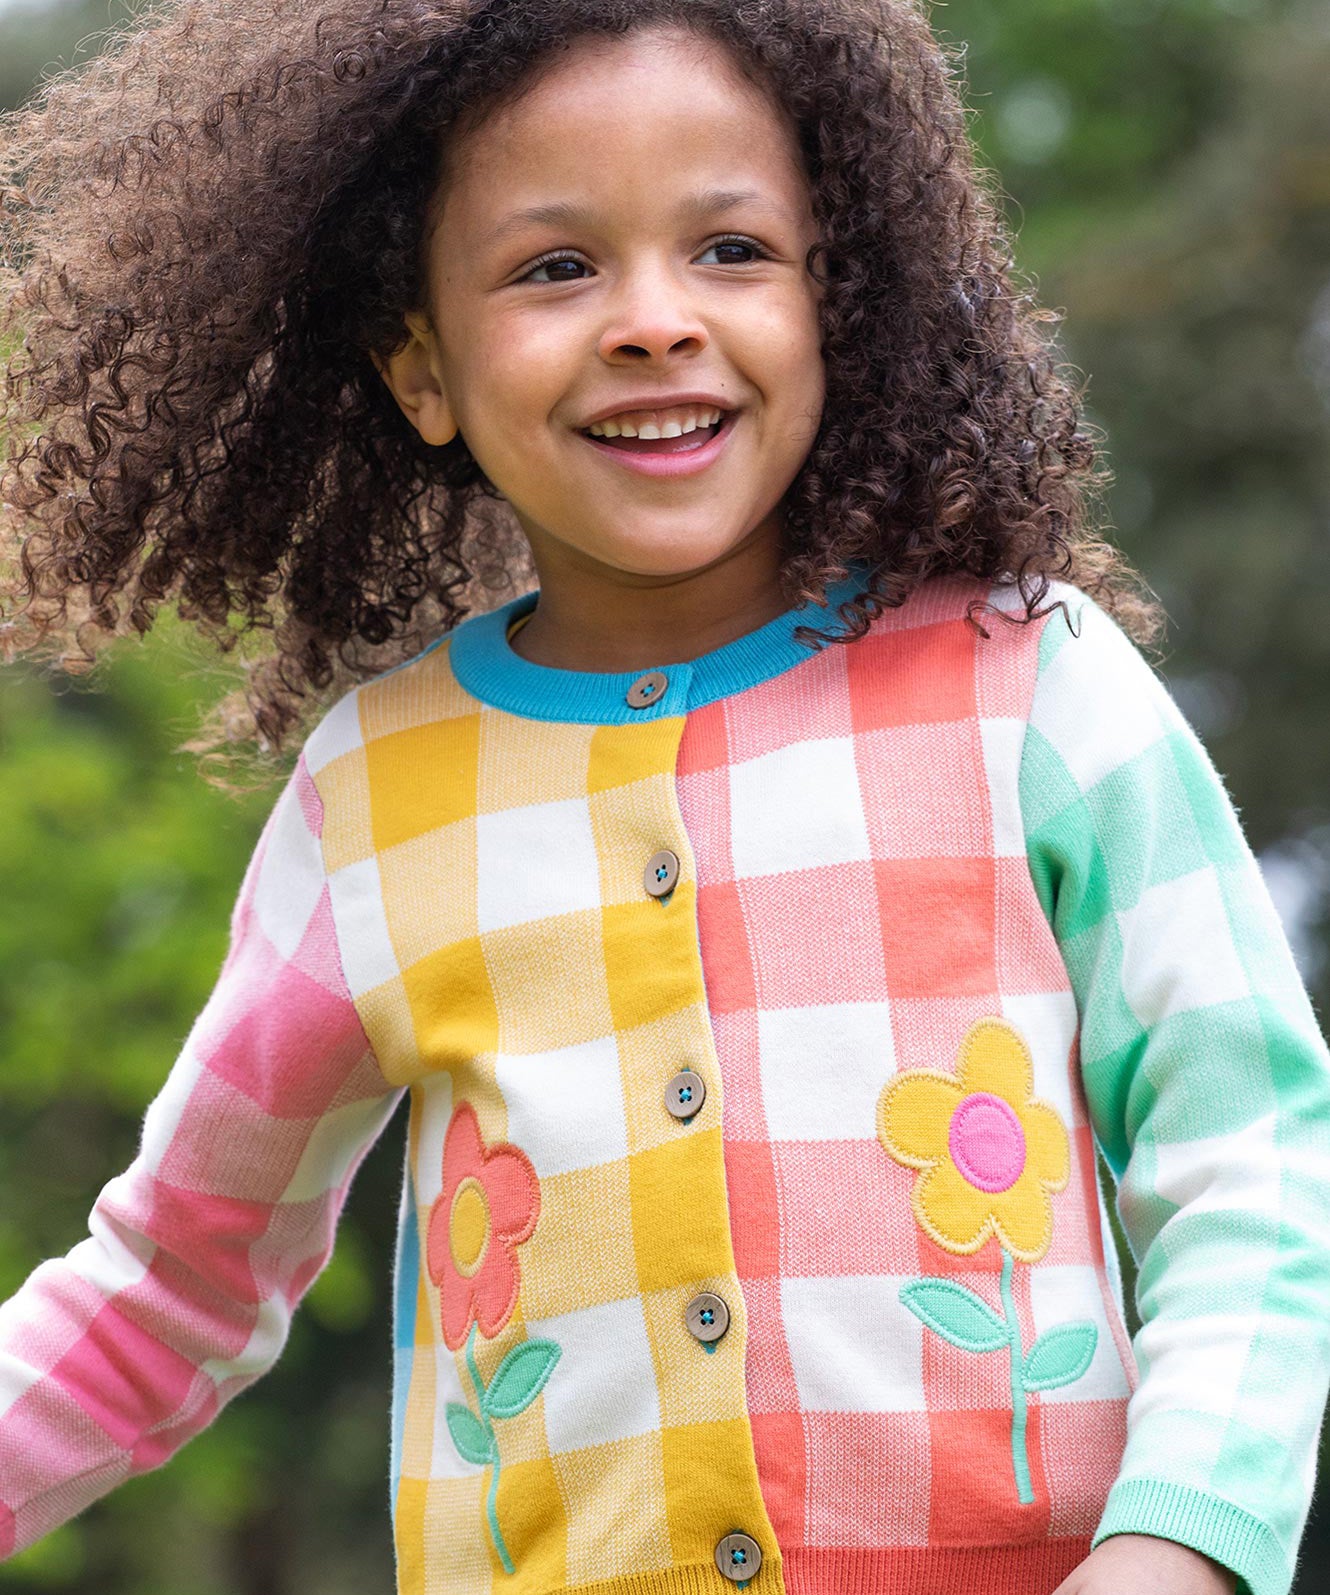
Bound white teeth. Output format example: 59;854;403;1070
586;405;724;438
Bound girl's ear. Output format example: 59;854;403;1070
374;311;460;447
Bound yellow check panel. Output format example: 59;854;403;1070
314;649;779;1593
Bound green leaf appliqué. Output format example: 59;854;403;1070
484;1338;562;1420
900;1279;1009;1353
1022;1322;1098;1391
446;1402;494;1466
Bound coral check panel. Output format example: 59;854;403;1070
670;581;1132;1595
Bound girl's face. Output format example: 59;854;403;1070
384;25;825;587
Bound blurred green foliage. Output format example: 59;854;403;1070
1;0;1327;1590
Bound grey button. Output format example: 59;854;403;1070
715;1533;762;1582
665;1070;706;1120
644;849;680;898
626;671;668;709
686;1292;730;1344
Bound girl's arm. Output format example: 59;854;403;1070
1019;590;1330;1595
0;752;405;1559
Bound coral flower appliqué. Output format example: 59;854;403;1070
427;1100;540;1351
878;1014;1070;1261
426;1103;558;1577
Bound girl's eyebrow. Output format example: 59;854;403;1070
484;187;784;248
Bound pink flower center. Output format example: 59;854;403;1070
948;1092;1026;1193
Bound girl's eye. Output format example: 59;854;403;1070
523;253;589;285
697;235;770;266
518;235;771;284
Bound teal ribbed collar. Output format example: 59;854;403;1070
448;568;869;725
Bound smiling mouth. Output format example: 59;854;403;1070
579;418;728;454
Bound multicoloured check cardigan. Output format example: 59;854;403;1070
2;574;1329;1595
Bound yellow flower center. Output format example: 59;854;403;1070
449;1178;490;1276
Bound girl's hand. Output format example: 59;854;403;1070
1052;1535;1238;1595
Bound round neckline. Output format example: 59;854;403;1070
450;566;869;725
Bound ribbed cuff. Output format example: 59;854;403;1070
1093;1478;1289;1595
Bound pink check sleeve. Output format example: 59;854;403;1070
0;756;404;1559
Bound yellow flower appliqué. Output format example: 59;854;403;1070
878;1016;1070;1262
876;1018;1094;1507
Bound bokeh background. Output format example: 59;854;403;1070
1;0;1327;1590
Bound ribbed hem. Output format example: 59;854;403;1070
557;1561;783;1595
782;1540;1091;1594
1094;1478;1289;1595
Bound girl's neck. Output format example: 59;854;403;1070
507;537;790;673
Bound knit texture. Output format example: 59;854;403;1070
1;577;1327;1595
0;760;403;1558
1022;595;1330;1594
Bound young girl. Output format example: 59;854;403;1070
2;2;1328;1594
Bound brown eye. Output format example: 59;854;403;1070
698;236;770;266
523;254;588;284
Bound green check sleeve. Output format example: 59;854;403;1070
1019;588;1330;1595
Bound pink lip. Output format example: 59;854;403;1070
578;412;738;479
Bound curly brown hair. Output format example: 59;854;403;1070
0;0;1160;758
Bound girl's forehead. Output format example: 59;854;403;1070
440;27;806;221
484;23;760;114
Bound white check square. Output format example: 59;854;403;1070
327;856;400;997
999;990;1080;1132
527;1298;661;1452
477;798;601;932
729;737;871;880
1027;1264;1132;1404
251;782;326;962
496;1037;628;1178
430;1341;488;1478
1116;866;1250;1028
980;716;1029;857
782;1275;926;1412
758;1002;894;1141
1031;604;1174;794
304;690;365;775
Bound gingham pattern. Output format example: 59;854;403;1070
3;576;1327;1595
674;579;1135;1595
304;653;773;1595
1022;588;1330;1595
0;759;403;1560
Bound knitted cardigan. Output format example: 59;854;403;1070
2;574;1329;1595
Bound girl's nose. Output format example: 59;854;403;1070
596;265;709;363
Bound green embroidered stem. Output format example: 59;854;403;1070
999;1249;1035;1505
465;1325;516;1575
485;1453;509;1576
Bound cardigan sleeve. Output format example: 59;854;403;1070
0;753;406;1560
1018;588;1330;1595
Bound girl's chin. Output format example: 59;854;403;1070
514;522;758;578
579;538;760;581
